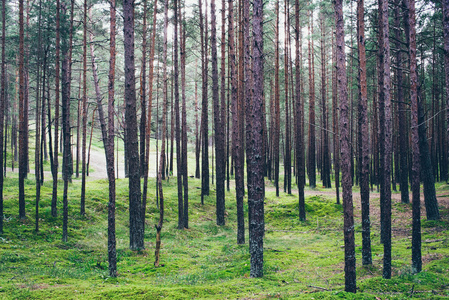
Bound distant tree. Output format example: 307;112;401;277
335;0;356;292
307;7;316;189
81;0;88;216
445;0;449;173
274;0;280;196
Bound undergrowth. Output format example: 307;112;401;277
0;173;448;299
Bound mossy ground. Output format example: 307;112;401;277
0;171;448;299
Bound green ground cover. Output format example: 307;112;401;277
0;173;448;299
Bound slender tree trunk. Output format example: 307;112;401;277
34;0;43;232
81;0;88;216
18;0;26;219
403;0;422;273
357;0;372;265
395;0;409;203
51;0;61;218
0;0;6;234
180;4;189;229
379;0;392;279
173;0;183;230
274;0;280;196
124;0;143;250
200;0;210;202
445;0;449;178
284;0;291;194
320;11;331;189
107;0;117;277
308;9;316;189
228;0;244;244
195;70;200;179
140;0;147;178
295;0;305;221
155;0;169;267
332;27;340;204
212;0;225;226
143;0;158;231
335;0;356;292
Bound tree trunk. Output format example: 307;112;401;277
248;0;264;278
295;0;305;221
18;0;26;219
81;0;88;216
228;0;244;244
442;0;449;185
335;0;356;292
308;9;316;189
51;0;61;218
378;0;392;279
395;0;409;204
332;26;340;204
212;0;225;226
274;0;280;196
357;0;372;266
200;0;210;202
284;0;291;194
140;0;147;178
403;0;422;273
0;0;6;234
180;3;188;229
124;0;143;250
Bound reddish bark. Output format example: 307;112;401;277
335;0;356;292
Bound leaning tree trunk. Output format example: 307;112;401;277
335;0;356;292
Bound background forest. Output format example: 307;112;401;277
0;0;448;298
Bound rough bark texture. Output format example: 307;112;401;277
295;0;305;221
107;0;117;277
404;0;422;273
274;0;280;197
180;3;188;229
357;0;372;266
307;9;316;189
124;0;143;250
248;0;264;278
228;0;244;244
335;0;356;292
0;0;6;234
417;102;440;220
395;0;409;204
51;0;60;218
81;0;87;216
155;0;169;266
445;0;449;176
173;0;183;230
211;0;225;226
379;0;392;279
284;0;291;194
19;0;26;220
200;0;210;202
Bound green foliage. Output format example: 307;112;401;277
0;175;448;299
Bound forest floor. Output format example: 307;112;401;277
0;148;448;299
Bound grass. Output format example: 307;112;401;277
0;169;448;299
